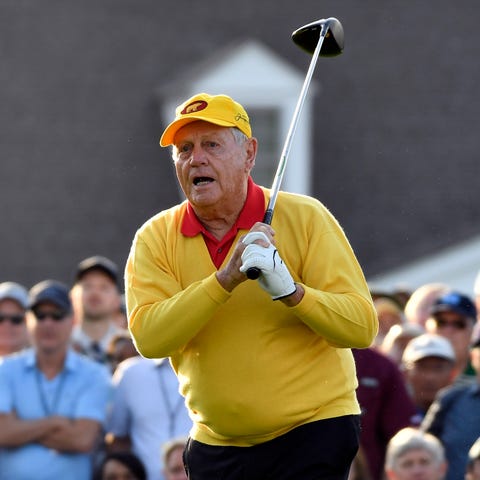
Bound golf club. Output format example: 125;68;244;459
246;17;344;280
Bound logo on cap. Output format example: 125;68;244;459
235;113;249;124
182;101;208;115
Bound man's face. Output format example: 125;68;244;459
0;299;28;354
404;356;455;410
164;446;187;480
426;311;474;363
173;121;256;214
470;346;480;375
30;301;73;354
102;458;138;480
467;459;480;480
74;270;120;322
387;448;446;480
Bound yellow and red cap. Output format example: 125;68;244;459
159;93;252;146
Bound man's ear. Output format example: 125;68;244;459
245;137;258;171
439;460;448;478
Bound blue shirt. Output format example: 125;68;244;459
107;356;192;480
0;348;111;480
422;382;480;480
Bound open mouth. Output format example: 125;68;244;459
193;177;214;186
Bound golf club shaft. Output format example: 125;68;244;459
246;22;331;280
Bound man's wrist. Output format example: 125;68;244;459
279;283;304;306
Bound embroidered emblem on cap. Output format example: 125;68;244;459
235;113;249;124
182;101;208;115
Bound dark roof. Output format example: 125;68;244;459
1;0;479;286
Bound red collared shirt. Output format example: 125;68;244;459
181;177;265;268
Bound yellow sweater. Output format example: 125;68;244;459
126;189;378;446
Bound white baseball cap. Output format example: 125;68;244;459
402;333;455;364
0;281;29;309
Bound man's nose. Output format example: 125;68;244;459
189;144;208;165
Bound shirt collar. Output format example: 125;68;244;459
154;357;168;367
181;176;265;237
25;347;78;373
470;383;480;396
71;323;122;350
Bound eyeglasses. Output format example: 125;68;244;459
0;314;25;325
434;317;468;330
33;310;68;322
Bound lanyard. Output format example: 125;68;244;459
34;367;67;416
157;362;185;438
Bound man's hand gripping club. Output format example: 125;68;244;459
240;232;296;300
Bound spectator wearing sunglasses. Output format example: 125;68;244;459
421;316;480;480
0;281;30;357
425;291;477;385
0;280;111;480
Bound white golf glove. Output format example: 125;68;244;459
240;232;296;300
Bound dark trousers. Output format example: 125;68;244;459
183;415;360;480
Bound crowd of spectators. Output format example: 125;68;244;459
1;256;479;480
0;256;191;480
363;274;480;480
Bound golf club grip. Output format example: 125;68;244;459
246;266;261;280
245;208;274;280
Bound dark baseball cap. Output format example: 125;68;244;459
431;291;477;320
75;255;119;285
29;280;72;313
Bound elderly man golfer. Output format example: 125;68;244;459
126;92;378;479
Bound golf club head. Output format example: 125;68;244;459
292;17;344;56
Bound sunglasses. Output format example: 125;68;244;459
0;314;25;325
33;310;68;322
434;317;468;330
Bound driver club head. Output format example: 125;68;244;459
292;17;344;56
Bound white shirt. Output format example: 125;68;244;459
107;356;192;480
71;323;125;364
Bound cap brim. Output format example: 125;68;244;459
160;116;238;147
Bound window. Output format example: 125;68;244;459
158;40;313;197
248;107;280;188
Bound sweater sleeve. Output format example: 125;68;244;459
126;193;378;358
274;194;378;348
126;233;231;358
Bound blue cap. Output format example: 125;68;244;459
28;280;72;313
431;291;477;320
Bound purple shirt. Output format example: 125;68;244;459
353;347;416;480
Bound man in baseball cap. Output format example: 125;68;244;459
71;256;125;368
125;90;378;479
160;93;251;147
425;291;477;383
402;333;456;424
0;279;111;478
422;299;480;478
0;281;30;356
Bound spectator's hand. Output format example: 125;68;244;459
240;232;296;300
